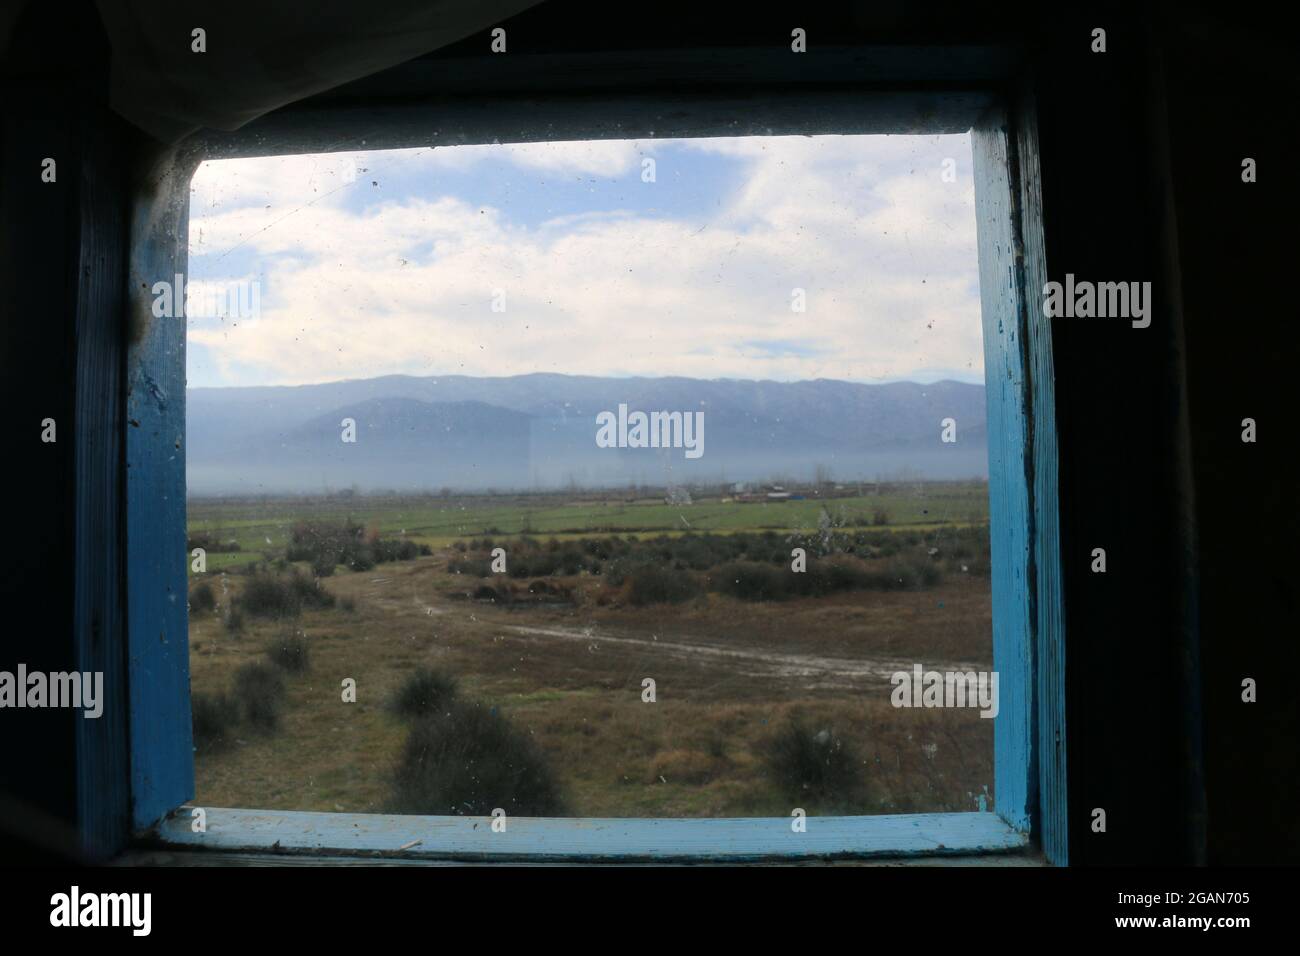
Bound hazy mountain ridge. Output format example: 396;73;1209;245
187;373;988;494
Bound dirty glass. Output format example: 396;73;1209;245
182;134;995;819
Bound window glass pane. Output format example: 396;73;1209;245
184;134;994;818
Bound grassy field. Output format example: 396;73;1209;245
187;482;994;818
187;484;990;567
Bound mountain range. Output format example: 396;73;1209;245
185;373;988;494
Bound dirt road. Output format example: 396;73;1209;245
501;621;988;690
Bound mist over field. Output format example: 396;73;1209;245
186;373;988;495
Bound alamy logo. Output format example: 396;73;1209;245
595;404;704;459
0;665;103;718
151;274;261;320
890;665;999;718
50;886;151;936
1042;273;1151;328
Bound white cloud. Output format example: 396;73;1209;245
187;134;983;387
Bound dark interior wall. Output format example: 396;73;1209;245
0;0;1292;863
1160;12;1298;864
1020;1;1296;864
0;11;79;854
1027;7;1205;866
0;0;134;861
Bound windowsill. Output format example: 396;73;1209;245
142;808;1030;864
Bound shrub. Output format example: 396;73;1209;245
189;580;216;613
448;556;491;577
761;718;863;801
883;557;942;590
670;537;718;571
286;519;364;566
508;551;561;579
233;662;286;732
285;521;423;570
187;531;214;552
238;572;302;618
626;563;701;605
388;701;565;816
237;570;335;619
188;531;243;553
347;548;376;572
558;548;584;575
191;691;240;749
389;667;459;719
371;538;426;563
288;571;336;609
710;561;787;601
266;628;310;674
793;557;872;597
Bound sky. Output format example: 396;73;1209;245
185;133;983;389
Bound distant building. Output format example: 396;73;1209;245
735;483;792;503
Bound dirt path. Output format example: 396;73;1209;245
500;621;988;690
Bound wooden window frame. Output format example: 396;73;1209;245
117;47;1065;864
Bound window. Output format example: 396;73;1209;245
125;82;1063;862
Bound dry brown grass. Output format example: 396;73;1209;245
190;553;993;816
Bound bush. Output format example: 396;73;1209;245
372;538;424;563
559;548;584;575
761;718;863;801
794;557;872;597
233;662;286;732
472;583;505;602
237;570;335;619
448;556;491;577
266;629;310;674
526;579;567;599
238;572;302;618
286;519;364;566
446;529;977;598
347;548;376;572
191;691;240;749
188;531;240;553
389;667;459;719
388;701;565;816
189;580;216;613
882;557;942;590
626;563;701;605
710;561;787;601
288;571;336;610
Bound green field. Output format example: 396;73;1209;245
188;482;990;572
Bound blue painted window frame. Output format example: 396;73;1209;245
124;81;1064;864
